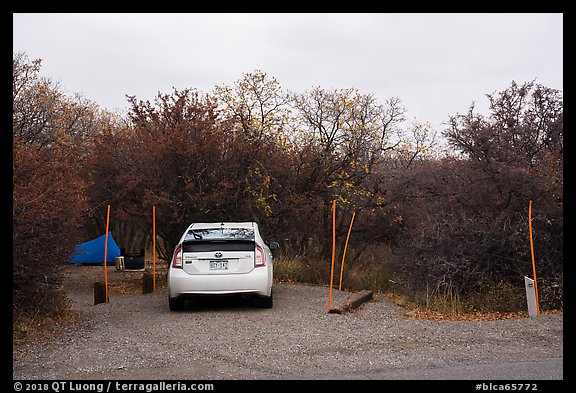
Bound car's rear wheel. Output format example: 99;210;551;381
258;290;273;308
169;296;185;311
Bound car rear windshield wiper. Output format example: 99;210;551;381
190;230;203;240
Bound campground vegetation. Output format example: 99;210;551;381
13;52;563;334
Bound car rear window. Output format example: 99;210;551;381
184;228;254;241
182;227;256;253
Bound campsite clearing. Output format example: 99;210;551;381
13;265;563;380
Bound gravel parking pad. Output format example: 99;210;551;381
13;267;563;380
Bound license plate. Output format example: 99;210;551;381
209;260;228;270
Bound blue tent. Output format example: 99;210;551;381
71;233;121;265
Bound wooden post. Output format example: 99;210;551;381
103;204;111;304
142;272;154;294
339;211;356;291
94;282;106;305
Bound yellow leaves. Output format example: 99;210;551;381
213;70;289;144
263;174;270;190
393;215;404;224
337;195;349;204
406;307;531;321
246;165;276;217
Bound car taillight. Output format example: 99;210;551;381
255;244;265;267
171;245;183;269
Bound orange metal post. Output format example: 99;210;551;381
152;205;157;291
328;199;337;312
528;200;540;314
339;211;356;291
103;204;111;304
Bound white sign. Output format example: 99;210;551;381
524;276;538;317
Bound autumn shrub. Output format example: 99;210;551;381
13;54;93;338
13;137;88;323
387;81;563;312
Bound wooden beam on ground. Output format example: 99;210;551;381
328;289;374;314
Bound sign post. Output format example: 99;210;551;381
524;276;538;317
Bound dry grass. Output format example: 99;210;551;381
273;246;395;292
404;306;563;321
381;291;563;321
13;309;81;346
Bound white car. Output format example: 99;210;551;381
168;222;278;311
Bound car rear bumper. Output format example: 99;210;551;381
168;266;272;298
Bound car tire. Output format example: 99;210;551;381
169;296;185;311
258;290;273;308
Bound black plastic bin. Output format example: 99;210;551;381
121;248;145;270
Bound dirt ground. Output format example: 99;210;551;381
13;265;563;380
63;263;168;298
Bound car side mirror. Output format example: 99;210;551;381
269;241;279;252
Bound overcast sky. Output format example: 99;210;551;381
13;13;563;131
